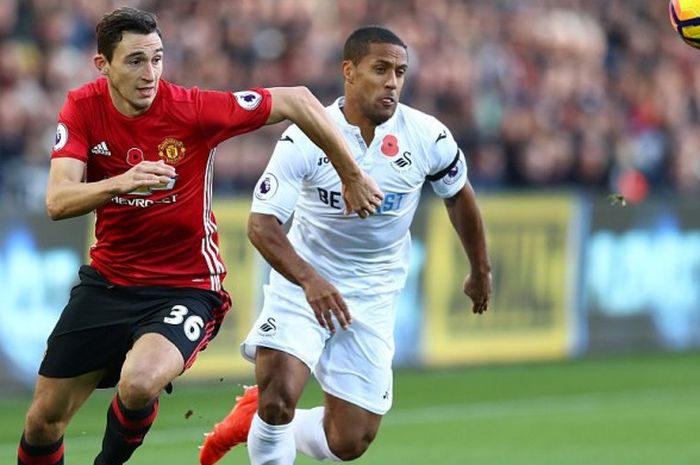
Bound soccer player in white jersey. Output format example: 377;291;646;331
200;26;492;465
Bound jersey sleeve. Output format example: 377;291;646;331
426;125;468;198
51;94;89;162
250;126;312;224
196;87;272;148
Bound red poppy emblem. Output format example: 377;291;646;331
126;147;144;166
381;135;399;157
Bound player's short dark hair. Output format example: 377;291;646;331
96;7;161;62
343;26;407;65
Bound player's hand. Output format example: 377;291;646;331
464;271;492;314
301;273;352;333
113;160;177;194
341;171;384;218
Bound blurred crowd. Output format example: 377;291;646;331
2;0;700;211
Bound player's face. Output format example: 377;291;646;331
346;43;408;125
99;32;163;117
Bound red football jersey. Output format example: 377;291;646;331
51;77;272;291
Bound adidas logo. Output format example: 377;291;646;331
90;141;111;156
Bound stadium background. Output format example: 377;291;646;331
1;0;700;464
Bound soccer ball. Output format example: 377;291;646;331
670;0;700;48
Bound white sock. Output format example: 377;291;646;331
292;407;341;461
247;413;296;465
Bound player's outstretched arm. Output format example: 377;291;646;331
46;158;176;220
264;86;383;218
248;212;351;332
444;180;492;314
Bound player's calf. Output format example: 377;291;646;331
94;395;159;465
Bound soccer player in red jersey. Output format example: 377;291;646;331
16;7;382;465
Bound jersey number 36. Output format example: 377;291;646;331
163;305;205;342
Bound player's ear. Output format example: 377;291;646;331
342;60;355;84
94;54;109;75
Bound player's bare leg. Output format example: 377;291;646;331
94;333;184;465
255;348;310;424
254;348;382;463
248;348;311;465
200;347;310;465
321;393;382;460
291;391;382;462
19;370;105;464
118;332;184;408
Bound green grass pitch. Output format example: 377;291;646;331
2;351;700;464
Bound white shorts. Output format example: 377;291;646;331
241;284;399;415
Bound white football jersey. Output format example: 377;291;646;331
251;97;468;296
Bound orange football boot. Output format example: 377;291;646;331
199;385;259;465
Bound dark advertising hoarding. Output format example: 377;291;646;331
0;210;88;389
584;196;700;353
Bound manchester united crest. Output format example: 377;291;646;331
158;137;186;164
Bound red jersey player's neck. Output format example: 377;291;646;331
106;80;157;118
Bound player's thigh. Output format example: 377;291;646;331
26;371;105;430
120;333;184;390
255;346;311;404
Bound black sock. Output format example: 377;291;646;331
18;433;64;465
94;395;159;465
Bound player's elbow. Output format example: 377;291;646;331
287;86;314;107
281;86;316;118
46;196;66;221
247;214;267;247
247;213;283;250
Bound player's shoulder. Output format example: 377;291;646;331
158;79;195;102
395;103;447;141
65;77;107;105
150;80;206;126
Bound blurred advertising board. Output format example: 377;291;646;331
11;193;697;388
584;196;700;353
423;194;581;365
0;209;87;390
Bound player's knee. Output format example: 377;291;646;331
24;407;67;443
118;374;161;407
328;430;376;461
257;391;296;424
